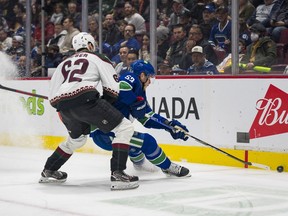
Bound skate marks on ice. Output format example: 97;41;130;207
1;146;288;216
102;184;288;216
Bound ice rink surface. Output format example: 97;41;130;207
0;145;287;216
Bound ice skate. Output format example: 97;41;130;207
111;170;139;190
133;158;160;173
39;169;67;183
162;162;191;177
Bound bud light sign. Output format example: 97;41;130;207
249;84;288;139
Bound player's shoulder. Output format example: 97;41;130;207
73;51;113;65
119;70;136;79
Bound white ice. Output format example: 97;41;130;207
0;145;287;216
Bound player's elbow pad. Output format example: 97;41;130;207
130;100;146;119
102;90;118;104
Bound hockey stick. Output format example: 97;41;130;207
0;84;48;100
146;115;270;170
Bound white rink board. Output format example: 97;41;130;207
0;77;287;152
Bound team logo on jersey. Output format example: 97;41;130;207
249;84;288;139
102;119;108;125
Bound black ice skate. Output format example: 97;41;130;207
162;162;191;177
39;169;67;183
111;170;139;190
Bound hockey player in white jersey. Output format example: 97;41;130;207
39;32;139;190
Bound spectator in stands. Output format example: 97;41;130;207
217;39;247;73
31;3;41;27
10;3;26;33
0;28;12;52
31;58;42;77
239;0;255;25
59;16;80;54
157;0;173;18
111;23;141;62
88;15;99;44
31;38;41;61
239;20;252;47
156;24;170;62
168;0;191;30
126;48;139;69
6;35;25;62
41;0;54;15
189;25;218;64
50;2;64;25
269;0;288;43
190;0;207;24
17;55;26;77
112;1;125;21
45;44;63;70
137;0;150;22
187;46;219;75
103;14;121;46
66;1;81;29
164;24;187;69
179;10;196;35
0;15;9;32
212;0;229;9
209;6;232;53
250;0;265;8
47;23;67;48
124;1;146;35
114;46;130;75
0;0;16;28
115;19;128;41
200;3;218;40
158;63;172;75
240;23;277;70
34;11;55;44
247;0;279;28
179;39;195;70
139;33;150;62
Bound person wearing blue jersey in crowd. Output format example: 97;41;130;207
90;60;191;177
209;6;232;53
188;46;219;75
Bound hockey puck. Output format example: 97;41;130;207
277;166;284;173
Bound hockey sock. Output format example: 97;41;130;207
111;143;129;172
129;150;145;164
141;133;171;169
44;146;72;171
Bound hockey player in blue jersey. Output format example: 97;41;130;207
90;60;191;177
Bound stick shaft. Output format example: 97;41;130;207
0;84;48;100
146;115;270;170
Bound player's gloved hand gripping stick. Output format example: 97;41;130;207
146;114;270;170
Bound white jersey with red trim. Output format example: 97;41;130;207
49;51;119;106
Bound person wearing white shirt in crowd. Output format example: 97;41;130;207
124;1;146;35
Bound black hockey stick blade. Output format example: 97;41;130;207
0;84;48;100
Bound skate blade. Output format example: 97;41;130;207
39;176;67;183
133;166;160;173
163;173;192;178
111;181;139;191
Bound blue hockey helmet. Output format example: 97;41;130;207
131;60;156;77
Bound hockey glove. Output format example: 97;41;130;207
168;119;189;141
130;97;147;119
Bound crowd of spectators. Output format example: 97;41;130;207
0;0;288;77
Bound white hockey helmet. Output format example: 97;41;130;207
72;32;96;52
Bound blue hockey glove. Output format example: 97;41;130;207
168;119;189;141
130;97;147;119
